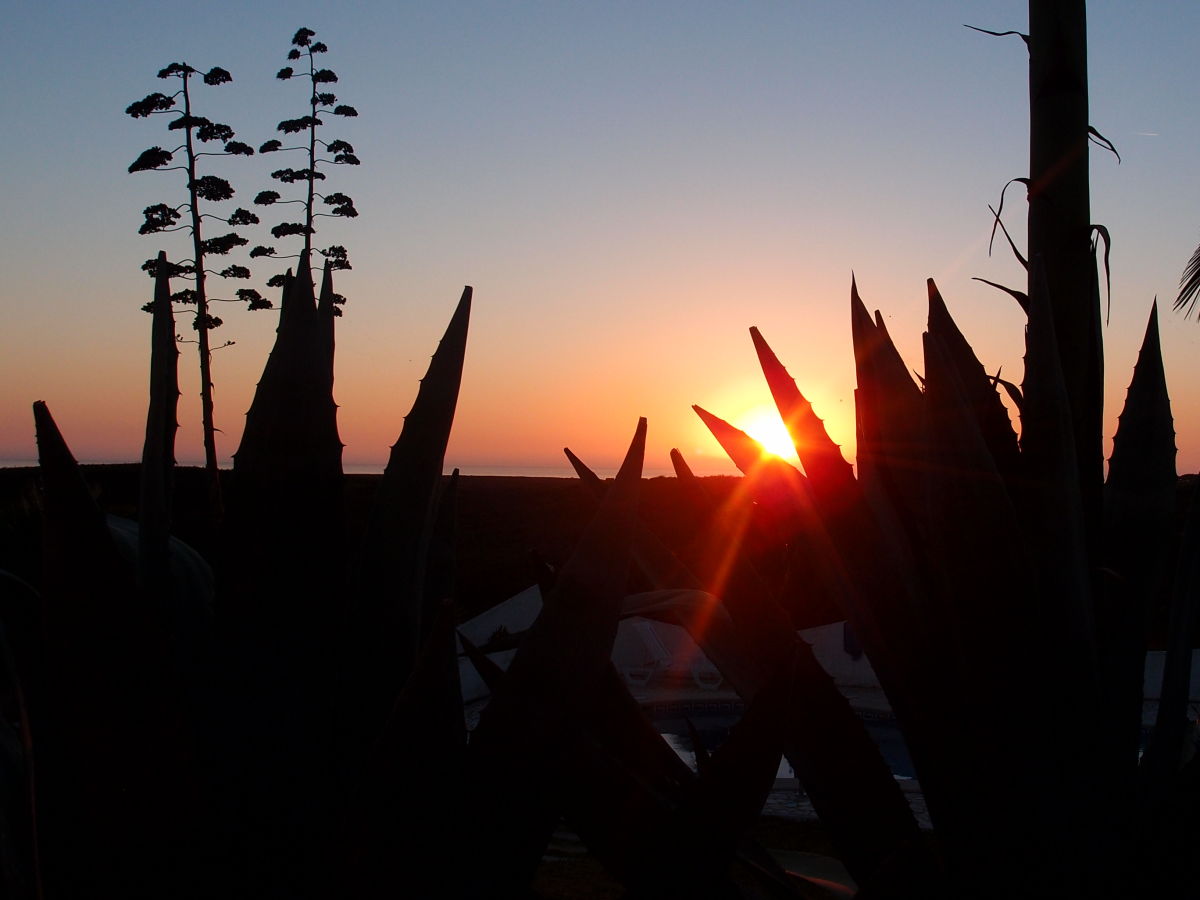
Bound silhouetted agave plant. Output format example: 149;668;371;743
2;258;470;899
573;7;1195;898
659;276;1193;900
127;60;268;502
4;260;843;899
253;27;359;305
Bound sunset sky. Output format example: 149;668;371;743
4;2;1200;476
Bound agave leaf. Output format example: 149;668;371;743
349;287;471;729
667;444;931;889
693;403;803;479
706;341;920;693
1102;303;1177;768
32;405;207;898
684;717;712;775
1106;303;1175;513
926;279;1021;479
670;447;697;481
850;279;927;538
851;278;922;412
565;446;700;590
691;405;846;629
556;665;738;897
668;448;723;541
458;629;506;690
315;259;336;380
556;663;804;898
421;468;461;642
1141;486;1200;798
683;661;784;855
226;254;345;639
0;575;41;900
690;404;823;550
522;418;644;681
344;593;466;898
747;327;936;671
456;419;644;895
234;253;342;484
138;251;179;596
920;328;1030;680
750;327;855;497
632;472;932;891
33;402;113;566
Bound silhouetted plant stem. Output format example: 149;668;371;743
256;28;358;294
178;74;224;511
303;51;317;260
127;60;264;517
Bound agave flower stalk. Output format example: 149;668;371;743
127;61;267;509
254;27;359;306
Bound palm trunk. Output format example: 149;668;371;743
1027;0;1101;526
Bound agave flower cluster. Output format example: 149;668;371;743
252;26;359;309
126;61;268;320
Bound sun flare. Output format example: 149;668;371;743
738;408;798;461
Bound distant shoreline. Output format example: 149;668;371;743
0;460;736;479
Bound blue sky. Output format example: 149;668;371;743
4;1;1200;473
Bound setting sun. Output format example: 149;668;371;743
737;407;799;461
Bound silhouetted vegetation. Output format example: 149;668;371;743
3;3;1196;899
253;27;359;305
126;61;267;499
